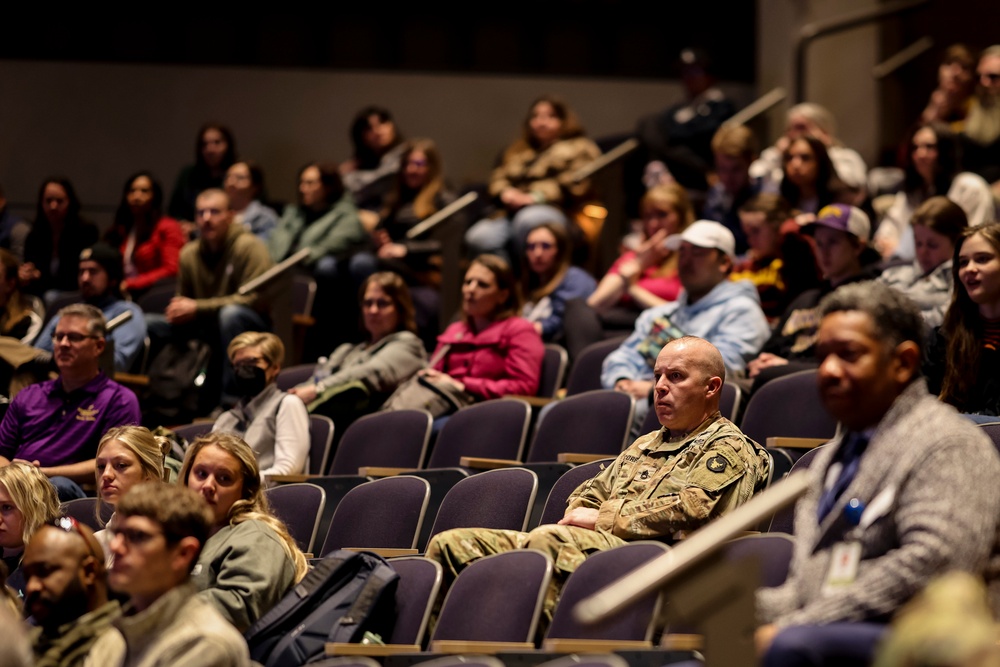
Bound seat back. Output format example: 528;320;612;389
386;556;443;646
428;468;538;539
534;656;629;667
265;483;326;553
979;422;1000;453
276;364;317;391
538;458;616;526
432;550;552;644
426;399;531;469
723;533;796;588
547;541;669;642
321;476;431;556
565;336;628;396
308;414;335;475
292;273;317;318
767;444;830;533
328;410;432;475
172;422;213;445
136;282;176;315
740;370;837;445
527;390;634;463
42;291;82;325
61;498;114;532
538;344;569;398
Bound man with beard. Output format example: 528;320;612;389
755;281;1000;666
22;519;119;667
963;45;1000;183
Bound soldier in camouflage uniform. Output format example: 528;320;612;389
427;336;769;622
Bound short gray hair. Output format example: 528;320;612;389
56;303;106;338
818;281;925;357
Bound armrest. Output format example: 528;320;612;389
505;395;554;407
459;456;521;470
430;640;535;654
661;634;704;651
557;452;616;464
543;638;653;652
342;547;419;557
267;474;318;484
114;372;149;387
292;314;316;327
765;437;828;449
359;466;417;478
326;643;420;657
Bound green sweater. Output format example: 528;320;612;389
177;224;274;316
269;194;365;265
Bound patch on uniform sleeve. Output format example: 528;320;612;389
706;455;728;473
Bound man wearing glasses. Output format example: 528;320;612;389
22;517;119;666
0;304;141;500
88;483;250;666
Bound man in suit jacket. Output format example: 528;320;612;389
755;281;1000;666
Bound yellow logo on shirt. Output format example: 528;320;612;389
76;405;99;422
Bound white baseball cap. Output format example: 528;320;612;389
664;220;737;258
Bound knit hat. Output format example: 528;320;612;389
79;242;124;285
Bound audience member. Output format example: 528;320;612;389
746;204;878;393
23;518;119;667
21;178;98;303
926;222;1000;417
34;244;147;373
382;254;544;416
878;196;967;327
212;332;309;479
224;160;280;242
353;138;457;283
564;183;694;360
750;102;868;199
167;123;238;227
875;122;994;260
340;106;407;214
962;45;1000;182
0;463;60;597
104;172;185;299
635;48;736;192
0;183;29;261
93;426;170;563
147;188;274;406
427;337;768;623
920;44;977;131
778;135;851;215
88;482;251;666
756;281;1000;667
465;95;601;260
0;305;140;500
732;194;821;321
519;223;596;341
0;595;30;667
268;162;365;282
0;249;42;343
289;271;426;425
601;221;769;426
180;433;307;632
703;124;761;254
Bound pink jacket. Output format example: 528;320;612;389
433;317;544;400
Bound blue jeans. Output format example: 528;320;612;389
50;475;86;502
464;204;568;260
763;622;887;667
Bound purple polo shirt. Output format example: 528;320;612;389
0;373;141;467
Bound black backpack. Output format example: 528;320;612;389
142;338;213;424
244;550;400;667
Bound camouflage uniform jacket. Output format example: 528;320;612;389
566;411;769;543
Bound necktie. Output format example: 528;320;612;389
817;432;870;522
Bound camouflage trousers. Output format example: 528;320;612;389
425;524;627;627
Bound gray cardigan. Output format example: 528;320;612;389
312;330;427;395
757;379;1000;627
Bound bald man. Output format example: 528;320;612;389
427;335;770;621
22;519;119;667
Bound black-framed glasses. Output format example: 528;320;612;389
362;298;393;310
108;525;164;548
526;242;554;252
52;332;98;344
980;72;1000;83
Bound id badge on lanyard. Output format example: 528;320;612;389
821;486;895;596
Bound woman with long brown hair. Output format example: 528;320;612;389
519;222;595;341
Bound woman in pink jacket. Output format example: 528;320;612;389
421;254;544;401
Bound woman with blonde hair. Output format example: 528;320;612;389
92;425;170;560
0;463;60;596
213;331;310;479
181;432;307;632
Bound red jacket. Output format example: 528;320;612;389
433;316;544;400
113;216;186;292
